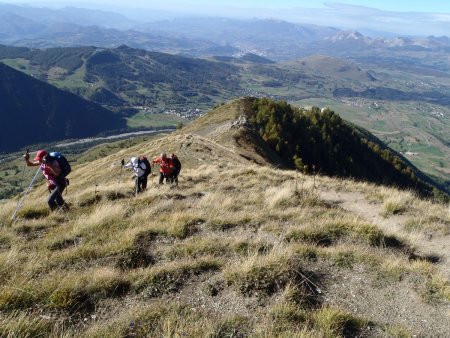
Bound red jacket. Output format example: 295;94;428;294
152;157;173;174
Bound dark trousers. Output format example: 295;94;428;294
159;173;170;184
171;169;180;184
136;175;148;193
48;182;66;211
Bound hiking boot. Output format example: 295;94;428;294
59;203;70;212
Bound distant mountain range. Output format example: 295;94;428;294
0;62;125;152
2;4;450;62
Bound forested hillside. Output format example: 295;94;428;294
0;62;125;152
0;45;241;111
242;98;448;199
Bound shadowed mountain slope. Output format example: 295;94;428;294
0;62;126;152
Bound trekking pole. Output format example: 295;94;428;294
117;159;124;195
18;149;29;192
135;176;139;197
11;167;41;221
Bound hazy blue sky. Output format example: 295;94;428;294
3;0;450;13
146;0;450;13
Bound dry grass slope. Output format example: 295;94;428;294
0;98;449;337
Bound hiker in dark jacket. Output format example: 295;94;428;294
123;156;150;193
170;153;181;185
24;150;68;211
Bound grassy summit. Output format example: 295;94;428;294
0;98;449;337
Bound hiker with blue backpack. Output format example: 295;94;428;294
24;150;71;211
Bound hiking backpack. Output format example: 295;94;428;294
46;152;72;178
172;155;181;171
139;156;151;176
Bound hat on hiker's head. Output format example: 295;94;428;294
131;157;138;166
34;150;47;161
161;152;167;159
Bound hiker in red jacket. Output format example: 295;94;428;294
152;152;173;184
24;150;68;211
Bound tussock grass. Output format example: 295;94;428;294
0;267;131;313
207;215;256;231
48;236;83;251
385;325;412;338
135;257;222;296
404;207;450;234
381;190;416;217
211;315;251;338
77;193;102;207
154;212;205;239
185;164;220;183
0;200;17;226
264;178;323;210
0;311;63;338
372;255;439;286
265;181;298;209
424;275;450;302
14;220;55;241
164;236;272;260
267;302;307;333
45;228;140;269
0;233;12;250
197;191;240;212
165;236;230;260
47;268;130;312
311;307;368;338
404;218;425;233
74;202;127;232
83;302;212;338
257;290;367;337
116;229;160;270
225;247;319;298
0;282;35;311
17;204;49;220
287;216;385;247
